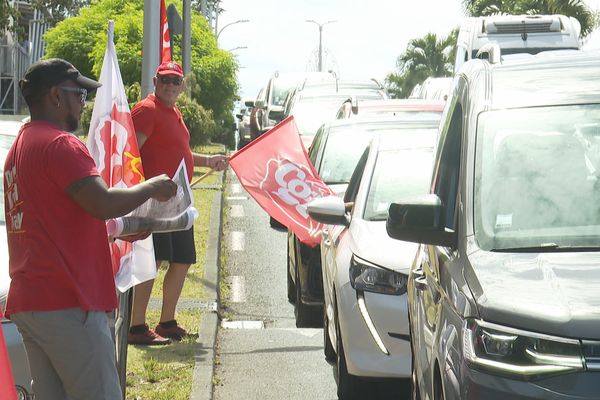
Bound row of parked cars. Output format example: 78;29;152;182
257;13;600;400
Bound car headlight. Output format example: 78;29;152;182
463;319;584;380
349;255;407;295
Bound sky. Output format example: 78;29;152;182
216;0;600;101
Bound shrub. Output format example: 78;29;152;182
176;93;216;146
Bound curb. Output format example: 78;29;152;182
190;169;224;400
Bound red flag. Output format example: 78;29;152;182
229;116;334;247
0;312;17;400
160;0;172;62
87;21;157;292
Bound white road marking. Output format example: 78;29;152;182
222;320;264;329
226;196;248;201
276;328;321;338
231;183;242;194
230;204;244;218
231;231;244;251
230;275;246;303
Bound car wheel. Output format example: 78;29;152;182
323;305;335;362
335;299;362;399
408;315;421;400
294;267;313;327
269;216;285;229
286;243;295;304
434;372;445;400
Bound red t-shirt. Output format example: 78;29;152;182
131;94;193;181
4;121;117;317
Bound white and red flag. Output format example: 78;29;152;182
0;311;17;400
229;116;334;247
160;0;171;62
87;21;156;292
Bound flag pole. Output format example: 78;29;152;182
190;168;215;188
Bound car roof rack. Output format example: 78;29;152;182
476;42;502;64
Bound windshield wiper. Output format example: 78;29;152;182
492;243;600;252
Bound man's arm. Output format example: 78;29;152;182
192;153;228;171
66;174;176;220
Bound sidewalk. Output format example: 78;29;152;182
189;171;225;400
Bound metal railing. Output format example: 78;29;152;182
0;42;30;115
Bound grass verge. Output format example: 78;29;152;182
125;143;224;400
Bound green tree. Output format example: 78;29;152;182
0;1;20;38
1;0;91;39
44;0;238;144
462;0;596;37
385;31;456;98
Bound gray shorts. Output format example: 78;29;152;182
11;308;122;400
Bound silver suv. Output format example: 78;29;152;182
387;50;600;399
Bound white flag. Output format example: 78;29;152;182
87;20;156;292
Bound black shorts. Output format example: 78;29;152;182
152;227;196;264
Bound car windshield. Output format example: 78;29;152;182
364;147;434;221
292;100;341;136
319;129;374;184
271;80;297;107
474;105;600;251
0;133;17;224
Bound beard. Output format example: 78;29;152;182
65;113;79;132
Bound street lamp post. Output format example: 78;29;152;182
227;46;248;52
306;19;336;72
216;19;249;44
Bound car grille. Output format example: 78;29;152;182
582;341;600;371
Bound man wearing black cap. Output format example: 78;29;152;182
3;58;178;400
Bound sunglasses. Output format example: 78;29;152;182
158;75;183;86
58;86;87;105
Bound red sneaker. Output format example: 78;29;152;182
128;324;171;345
155;322;188;341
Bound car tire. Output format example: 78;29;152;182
294;267;313;327
335;307;362;400
286;243;295;304
323;305;336;362
269;216;286;229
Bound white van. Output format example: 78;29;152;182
454;14;581;73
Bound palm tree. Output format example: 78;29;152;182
386;31;456;98
462;0;596;37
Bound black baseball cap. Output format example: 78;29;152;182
19;58;101;99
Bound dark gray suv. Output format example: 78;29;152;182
387;50;600;400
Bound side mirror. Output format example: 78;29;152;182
386;194;456;247
269;110;285;123
307;196;348;226
244;100;255;108
235;113;243;120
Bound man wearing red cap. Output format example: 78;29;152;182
129;61;228;345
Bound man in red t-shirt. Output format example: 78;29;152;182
128;61;228;345
4;58;178;400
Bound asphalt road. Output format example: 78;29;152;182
213;171;338;400
213;171;411;400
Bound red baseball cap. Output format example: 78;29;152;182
156;61;184;77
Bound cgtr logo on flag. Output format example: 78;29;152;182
261;159;331;237
229;116;335;247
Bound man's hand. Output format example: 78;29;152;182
116;230;152;242
206;155;229;171
146;174;178;201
